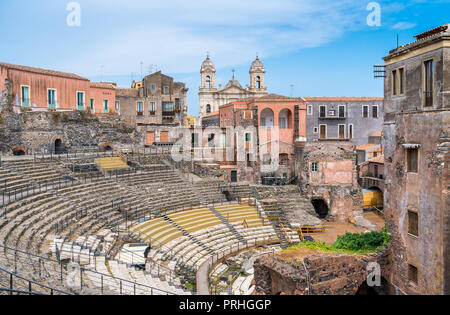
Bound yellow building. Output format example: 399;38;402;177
185;115;197;128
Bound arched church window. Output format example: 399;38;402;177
256;76;261;89
206;76;211;89
206;104;211;114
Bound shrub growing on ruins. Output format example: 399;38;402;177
287;228;390;254
332;227;390;253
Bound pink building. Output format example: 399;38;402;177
0;62;116;114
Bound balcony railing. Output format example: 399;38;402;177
162;111;175;117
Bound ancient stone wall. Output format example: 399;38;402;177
0;110;139;155
254;249;390;295
298;141;365;223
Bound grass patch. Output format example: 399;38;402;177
286;227;390;255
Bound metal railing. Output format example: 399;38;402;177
0;266;73;295
0;244;175;295
199;236;280;295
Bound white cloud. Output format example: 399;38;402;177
61;0;366;77
392;21;417;30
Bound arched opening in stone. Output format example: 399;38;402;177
54;139;64;154
355;280;379;295
278;108;292;129
222;190;233;201
260;108;274;128
13;149;26;156
311;199;329;219
356;277;390;295
104;146;112;152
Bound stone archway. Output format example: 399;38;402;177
11;146;26;156
99;142;114;152
51;136;65;154
311;198;329;219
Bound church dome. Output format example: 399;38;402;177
201;57;216;73
250;57;265;73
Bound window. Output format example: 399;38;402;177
399;68;405;95
338;125;346;139
137;102;144;115
408;210;419;237
48;89;56;108
311;162;318;173
362;105;369;118
338;105;345;118
392;69;398;96
103;100;108;113
245;133;251;142
208;134;215;148
90;99;94;112
319;125;327;139
374;164;379;177
319;106;326;118
279;116;288;129
424;60;433;107
313;127;318;134
256;76;261;89
164;86;169;94
206;76;211;89
76;92;85;110
279;153;289;166
220;134;226;148
263;154;271;165
206;104;211;114
192;133;199;148
162;102;174;112
406;148;418;173
151;84;156;91
307;105;313;116
373;105;378;118
247;154;252;167
149;102;156;115
115;101;119;112
21;86;30;107
408;264;418;284
348;124;354;139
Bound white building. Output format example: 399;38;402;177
198;56;268;118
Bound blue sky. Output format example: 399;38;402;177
0;0;449;116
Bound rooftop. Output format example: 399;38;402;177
368;155;384;164
0;62;89;81
356;143;380;151
304;97;383;102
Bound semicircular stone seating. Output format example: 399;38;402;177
0;157;288;295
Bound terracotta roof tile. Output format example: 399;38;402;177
304;97;383;102
370;132;383;137
0;62;89;81
368;155;384;164
90;82;116;89
356;144;380;151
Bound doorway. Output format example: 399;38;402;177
311;199;329;219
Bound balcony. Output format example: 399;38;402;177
162;111;175;117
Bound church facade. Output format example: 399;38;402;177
198;56;268;119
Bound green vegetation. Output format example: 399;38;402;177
0;114;5;124
287;228;390;255
185;282;196;291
